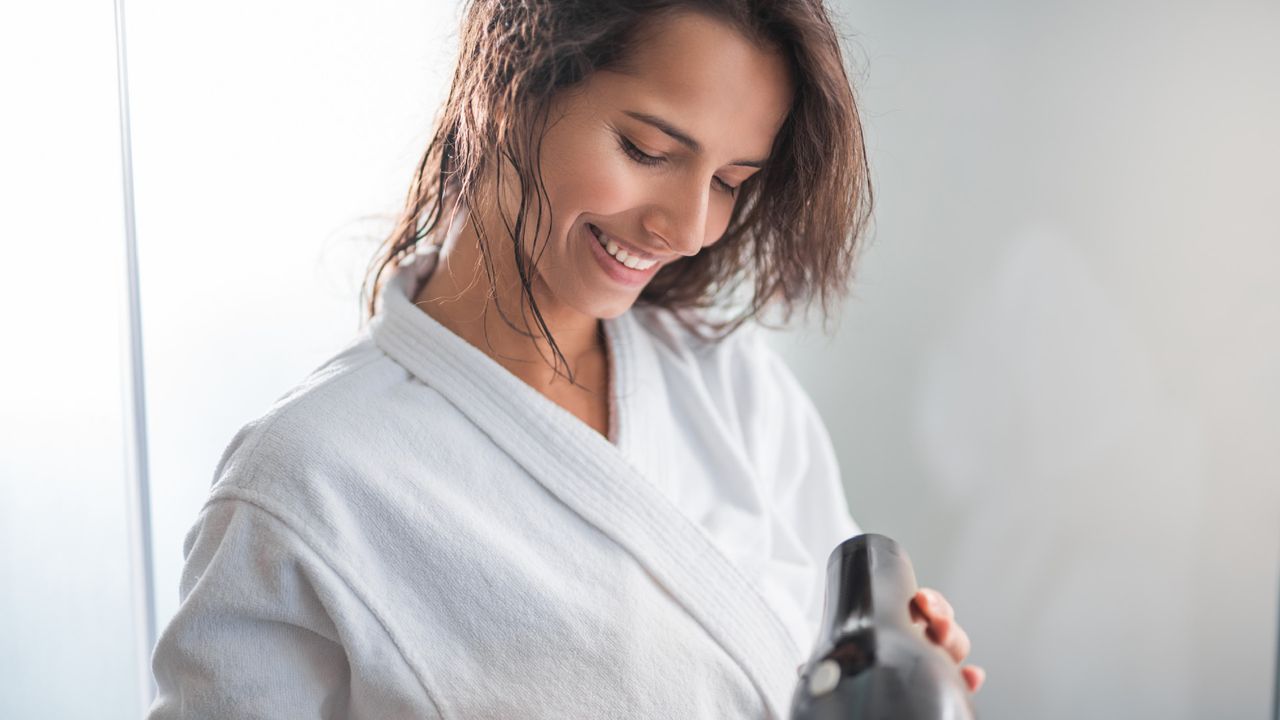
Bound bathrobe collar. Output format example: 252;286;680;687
370;248;801;718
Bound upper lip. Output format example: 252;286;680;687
589;224;669;263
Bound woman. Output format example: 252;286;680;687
148;1;984;717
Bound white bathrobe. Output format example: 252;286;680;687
147;247;862;719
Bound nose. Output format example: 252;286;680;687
642;176;713;258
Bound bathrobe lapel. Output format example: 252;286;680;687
370;251;801;719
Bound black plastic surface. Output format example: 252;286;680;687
790;533;977;720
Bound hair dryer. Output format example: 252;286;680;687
790;533;977;720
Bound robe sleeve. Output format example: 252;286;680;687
146;496;436;720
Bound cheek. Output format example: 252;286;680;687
541;135;641;219
554;167;637;222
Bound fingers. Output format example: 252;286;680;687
912;588;971;664
910;589;944;627
916;588;954;621
942;623;971;664
912;589;983;690
961;665;986;693
910;597;923;623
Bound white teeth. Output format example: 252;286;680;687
594;227;656;271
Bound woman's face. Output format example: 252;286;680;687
493;10;794;321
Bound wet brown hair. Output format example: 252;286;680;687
360;0;874;383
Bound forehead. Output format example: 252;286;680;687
589;11;794;154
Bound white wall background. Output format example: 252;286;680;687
1;1;1275;718
768;1;1280;718
0;2;143;719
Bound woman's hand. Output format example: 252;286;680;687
910;587;986;693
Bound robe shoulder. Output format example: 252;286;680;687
201;333;482;527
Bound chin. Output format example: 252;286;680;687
595;305;632;321
585;299;631;321
578;293;640;321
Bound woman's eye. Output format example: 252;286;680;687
714;177;739;196
617;133;738;196
617;136;663;166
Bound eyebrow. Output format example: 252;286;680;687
622;110;768;169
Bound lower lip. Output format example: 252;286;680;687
585;223;659;288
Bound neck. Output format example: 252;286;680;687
410;197;605;390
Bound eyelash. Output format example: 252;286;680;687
615;135;739;196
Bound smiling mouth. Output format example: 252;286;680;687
591;222;680;270
586;222;660;270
